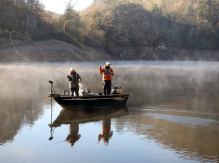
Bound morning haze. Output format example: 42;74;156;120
0;62;219;162
1;0;219;162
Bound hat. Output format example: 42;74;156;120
70;67;75;72
105;62;111;66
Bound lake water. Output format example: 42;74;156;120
0;61;219;163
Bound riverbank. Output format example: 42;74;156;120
0;39;219;63
0;39;119;63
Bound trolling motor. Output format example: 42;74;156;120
49;80;55;95
49;126;54;140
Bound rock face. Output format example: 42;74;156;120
0;39;219;63
0;40;119;63
118;47;219;61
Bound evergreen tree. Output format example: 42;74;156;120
160;0;167;17
64;1;75;20
151;2;160;14
203;4;210;19
185;5;192;16
196;3;210;20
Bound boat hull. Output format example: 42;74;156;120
51;94;129;109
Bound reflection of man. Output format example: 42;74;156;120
65;123;81;147
99;62;114;95
98;119;113;145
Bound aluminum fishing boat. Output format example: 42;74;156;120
48;80;129;109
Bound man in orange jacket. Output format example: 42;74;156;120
99;62;114;95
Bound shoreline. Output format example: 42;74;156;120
1;39;219;63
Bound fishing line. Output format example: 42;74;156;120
63;20;101;66
55;70;68;76
9;31;69;62
10;31;35;62
62;18;140;61
63;20;120;86
66;19;123;50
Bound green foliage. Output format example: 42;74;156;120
203;4;210;19
196;3;210;20
1;0;219;51
160;0;167;17
64;2;75;20
151;2;161;15
185;5;192;16
0;0;50;40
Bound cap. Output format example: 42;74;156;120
70;67;75;72
106;62;110;66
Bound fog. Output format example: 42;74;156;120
1;61;219;162
1;61;219;108
0;61;218;114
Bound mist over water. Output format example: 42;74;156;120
0;61;219;163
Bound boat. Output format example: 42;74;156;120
49;105;129;127
48;80;129;109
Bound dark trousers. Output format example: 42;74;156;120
102;80;111;95
70;87;79;96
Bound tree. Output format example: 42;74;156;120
185;5;192;16
203;4;210;19
160;0;167;16
64;1;76;20
151;2;161;15
196;3;210;20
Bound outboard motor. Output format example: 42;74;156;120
111;86;122;94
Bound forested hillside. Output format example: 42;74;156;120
1;0;219;60
81;0;219;49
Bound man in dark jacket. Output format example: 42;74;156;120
67;67;82;96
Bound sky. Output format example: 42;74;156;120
40;0;94;14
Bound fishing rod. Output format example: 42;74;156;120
63;20;121;86
55;70;68;76
63;19;218;115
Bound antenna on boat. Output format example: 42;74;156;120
49;80;55;140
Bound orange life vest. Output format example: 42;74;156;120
99;66;114;80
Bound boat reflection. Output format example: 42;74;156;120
49;105;129;146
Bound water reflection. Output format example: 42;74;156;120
0;96;45;146
49;105;129;147
1;62;219;162
124;106;219;162
65;123;81;147
98;118;113;145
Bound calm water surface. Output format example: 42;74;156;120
0;61;219;163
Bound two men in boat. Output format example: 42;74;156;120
99;62;114;95
67;67;82;96
67;61;113;96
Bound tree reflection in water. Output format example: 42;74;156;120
1;62;219;162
